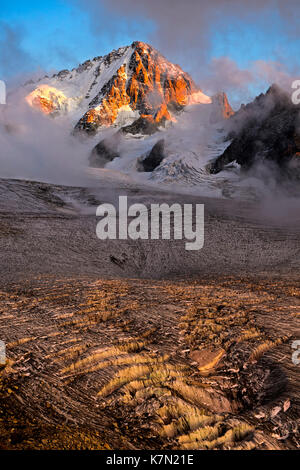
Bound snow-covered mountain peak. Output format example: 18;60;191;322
24;41;232;135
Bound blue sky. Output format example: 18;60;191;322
0;0;299;104
0;0;154;76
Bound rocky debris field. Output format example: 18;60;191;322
0;178;299;449
0;276;299;450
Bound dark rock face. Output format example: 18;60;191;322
89;133;121;168
209;85;300;178
137;139;166;172
121;116;160;136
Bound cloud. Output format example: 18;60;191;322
200;57;298;107
253;60;299;90
200;57;254;106
0;22;36;80
0;88;90;185
77;0;300;60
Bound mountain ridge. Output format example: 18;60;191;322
25;41;233;135
209;84;300;178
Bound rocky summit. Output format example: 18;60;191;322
25;41;232;135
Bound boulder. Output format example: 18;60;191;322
190;348;225;374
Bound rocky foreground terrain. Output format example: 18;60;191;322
0;178;299;450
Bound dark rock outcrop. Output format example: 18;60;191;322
137;139;166;172
121;116;160;136
89;133;121;167
209;85;300;178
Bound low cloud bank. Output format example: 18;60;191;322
0;88;91;186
